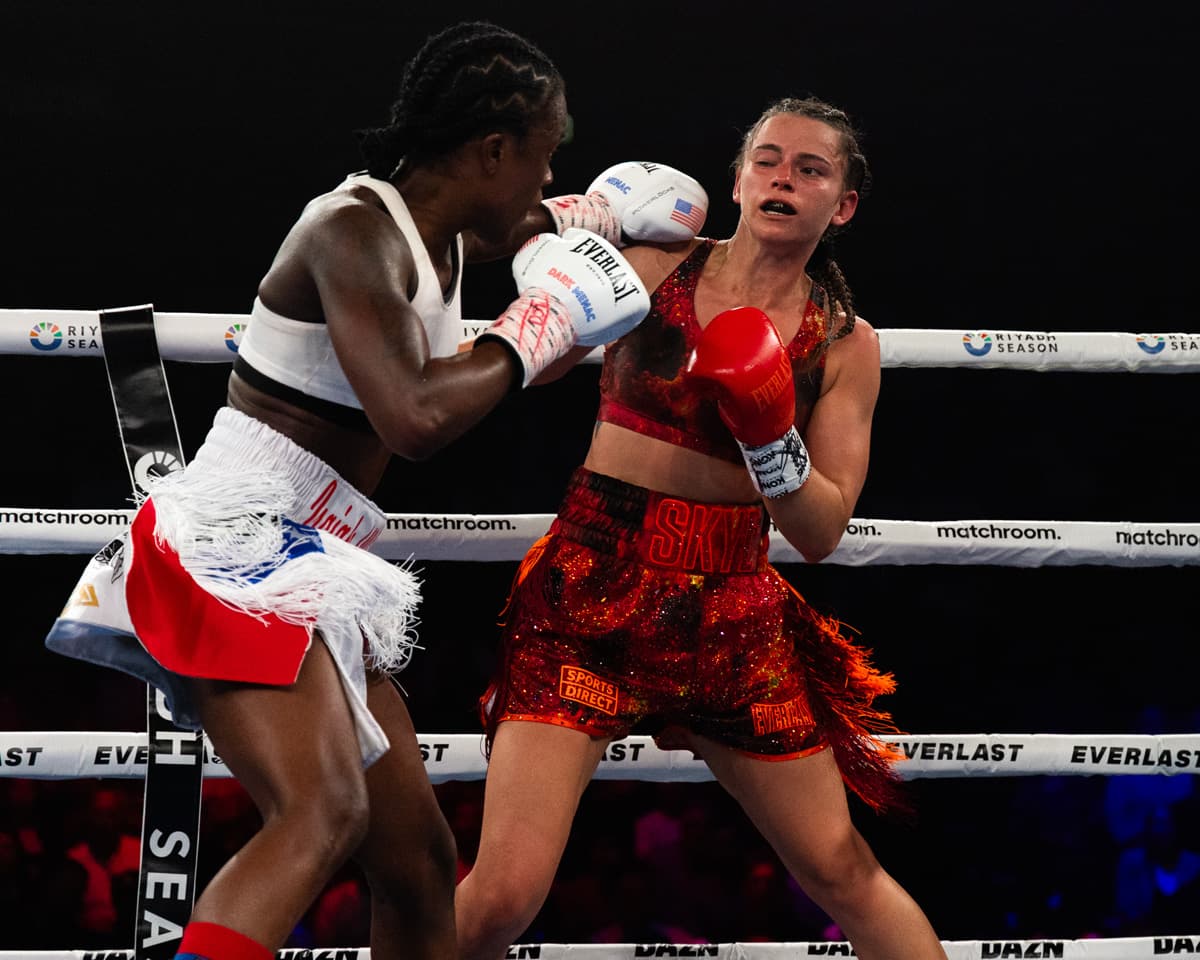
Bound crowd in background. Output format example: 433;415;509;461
2;721;1198;949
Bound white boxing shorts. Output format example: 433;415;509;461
46;406;421;768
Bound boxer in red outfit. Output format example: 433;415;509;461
458;98;948;960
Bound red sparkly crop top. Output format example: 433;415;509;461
597;238;830;464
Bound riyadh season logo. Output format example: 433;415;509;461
1136;334;1166;355
29;322;63;352
224;323;246;353
962;332;992;357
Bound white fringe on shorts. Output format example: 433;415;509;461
145;406;421;674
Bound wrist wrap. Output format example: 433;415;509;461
540;194;622;247
476;289;574;389
738;425;812;498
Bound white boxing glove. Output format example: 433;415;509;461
477;228;651;387
541;161;708;248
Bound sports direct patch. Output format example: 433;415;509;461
559;665;619;716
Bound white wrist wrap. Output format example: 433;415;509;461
476;289;575;389
540;194;622;247
739;426;812;498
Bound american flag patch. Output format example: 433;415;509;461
669;197;705;232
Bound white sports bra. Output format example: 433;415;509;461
234;174;464;429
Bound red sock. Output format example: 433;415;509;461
175;921;273;960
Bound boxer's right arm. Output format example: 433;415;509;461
476;229;651;388
307;199;540;459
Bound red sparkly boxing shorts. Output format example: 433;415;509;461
482;467;829;760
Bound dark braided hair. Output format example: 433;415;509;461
733;97;872;342
356;21;563;180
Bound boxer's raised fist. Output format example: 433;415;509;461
541;161;708;247
687;306;811;497
477;229;650;387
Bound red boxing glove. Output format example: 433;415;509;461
687;306;812;498
686;306;795;446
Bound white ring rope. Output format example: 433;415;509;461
3;509;1198;566
5;307;1200;371
4;732;1200;781
2;935;1198;959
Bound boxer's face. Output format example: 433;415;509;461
733;113;858;245
478;91;567;243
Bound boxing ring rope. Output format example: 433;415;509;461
4;304;1198;953
6;308;1200;371
4;732;1200;781
3;509;1198;566
4;937;1200;960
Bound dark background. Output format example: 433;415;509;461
2;0;1198;948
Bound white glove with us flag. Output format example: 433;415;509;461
541;161;708;247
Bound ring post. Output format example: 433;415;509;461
99;304;203;960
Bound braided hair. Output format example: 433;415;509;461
733;97;872;342
356;21;563;181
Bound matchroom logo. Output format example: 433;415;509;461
962;332;992;356
29;322;63;351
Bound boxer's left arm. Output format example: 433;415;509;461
463;161;709;263
767;320;880;562
688;307;879;562
462;205;557;263
542;161;709;248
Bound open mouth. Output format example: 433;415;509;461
760;199;796;215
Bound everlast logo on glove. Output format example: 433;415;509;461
565;234;645;303
482;227;652;384
750;353;793;413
